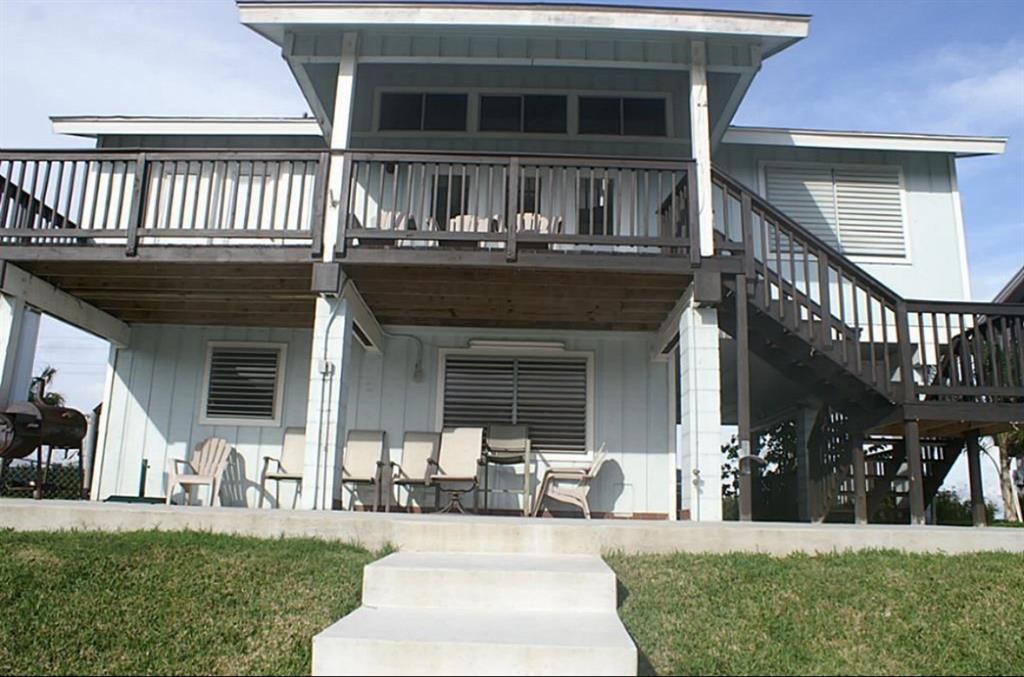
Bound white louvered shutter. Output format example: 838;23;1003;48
764;165;840;248
442;355;589;453
204;346;283;421
833;167;906;257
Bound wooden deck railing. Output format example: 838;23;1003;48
711;167;1024;407
332;151;698;260
0;150;327;255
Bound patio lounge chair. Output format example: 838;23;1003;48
259;427;305;509
531;445;608;519
340;430;388;511
166;437;233;506
390;431;441;512
480;424;532;516
428;427;484;513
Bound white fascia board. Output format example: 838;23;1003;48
50;116;325;138
237;2;810;42
723;126;1007;157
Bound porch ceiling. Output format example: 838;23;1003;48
15;261;317;329
343;263;690;331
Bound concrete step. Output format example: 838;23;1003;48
362;551;618;613
312;606;637;676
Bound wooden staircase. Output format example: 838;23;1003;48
709;167;1024;522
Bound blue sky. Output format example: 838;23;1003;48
1;0;1022;504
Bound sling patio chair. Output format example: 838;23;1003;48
428;427;484;514
340;430;388;512
479;424;533;516
259;427;305;509
166;437;233;507
389;431;441;512
531;444;608;519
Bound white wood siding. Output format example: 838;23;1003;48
716;143;967;301
97;324;672;516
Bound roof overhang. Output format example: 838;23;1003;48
723;126;1008;158
238;2;810;58
994;266;1024;304
50;115;325;138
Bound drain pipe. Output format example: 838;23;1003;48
312;280;352;510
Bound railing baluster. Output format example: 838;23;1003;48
32;160;52;231
309;153;328;257
818;252;833;350
506;157;519;261
125;153;147;256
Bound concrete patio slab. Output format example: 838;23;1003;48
1;499;1022;555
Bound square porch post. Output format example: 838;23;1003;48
301;294;353;510
966;432;987;526
677;289;723;521
0;291;40;408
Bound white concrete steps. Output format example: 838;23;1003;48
312;552;637;676
362;552;618;612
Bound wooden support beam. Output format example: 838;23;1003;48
904;419;926;525
966;433;987;527
735;274;754;522
689;40;713;258
0;262;130;347
852;435;868;525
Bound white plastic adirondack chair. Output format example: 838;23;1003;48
166;437;233;507
259;427;305;509
531;444;608;519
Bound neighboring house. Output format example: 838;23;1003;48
1;2;1021;523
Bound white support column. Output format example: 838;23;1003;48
0;293;29;407
322;32;359;261
677;289;723;521
689;40;714;257
301;295;353;510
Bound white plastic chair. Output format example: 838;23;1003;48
390;431;441;512
531;445;608;519
166;438;233;507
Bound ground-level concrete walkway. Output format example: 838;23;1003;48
2;499;1021;554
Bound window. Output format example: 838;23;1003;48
379;92;468;132
579;96;666;137
764;164;907;258
479;94;567;134
442;354;590;453
201;343;286;426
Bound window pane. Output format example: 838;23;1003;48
379;93;423;131
623;98;666;136
480;95;522;132
579;97;621;135
523;95;567;133
423;94;468;131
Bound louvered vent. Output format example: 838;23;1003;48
204;345;284;422
764;164;906;258
442;354;589;453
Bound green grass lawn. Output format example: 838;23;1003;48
0;530;378;676
1;530;1022;676
607;550;1024;676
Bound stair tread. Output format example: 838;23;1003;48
316;605;634;650
369;551;611;576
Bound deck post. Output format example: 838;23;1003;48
301;292;354;510
689;40;714;258
324;32;358;262
904;419;926;525
852;434;868;524
0;284;40;408
966;432;987;526
735;274;754;521
677;286;723;521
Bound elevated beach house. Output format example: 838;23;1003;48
1;2;1020;523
